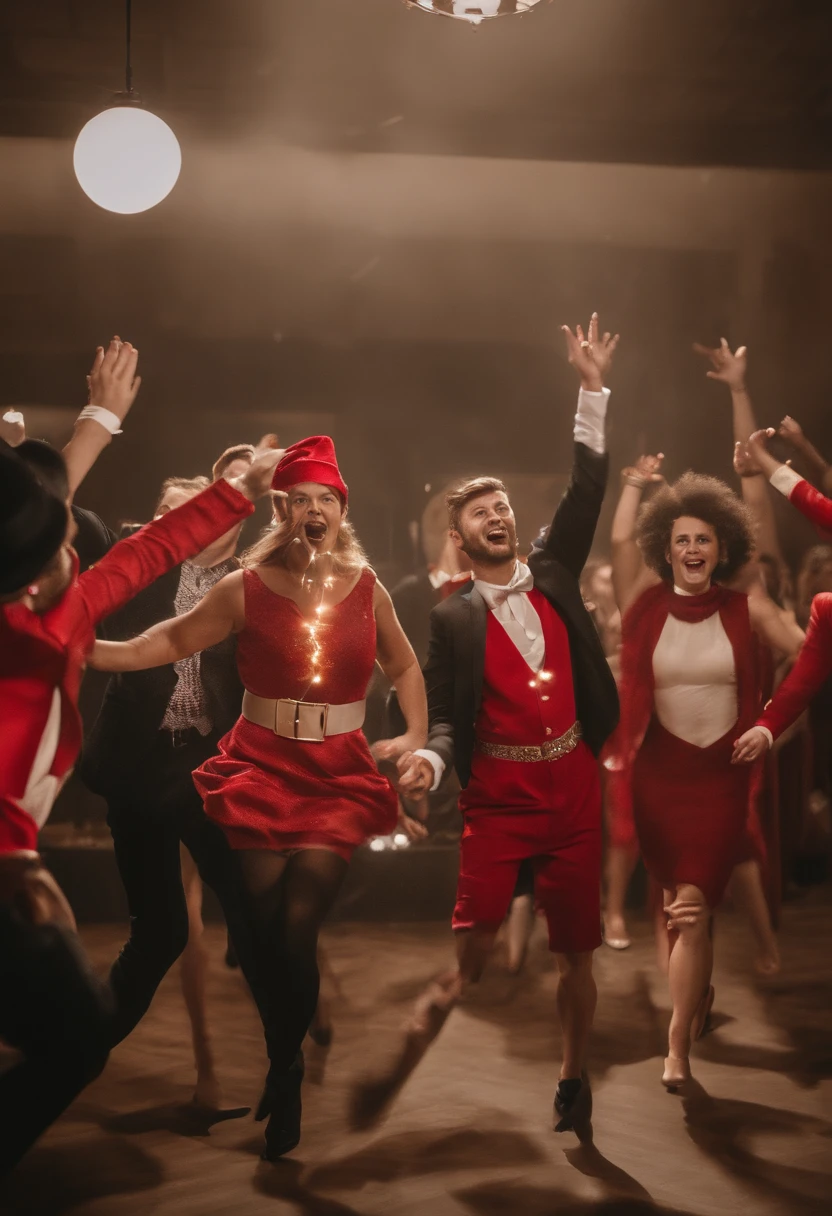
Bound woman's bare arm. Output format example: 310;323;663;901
611;454;663;614
748;589;804;662
372;581;427;753
89;571;245;672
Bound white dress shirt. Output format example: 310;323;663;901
415;386;610;790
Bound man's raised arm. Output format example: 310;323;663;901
537;313;618;579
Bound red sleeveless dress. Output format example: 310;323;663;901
193;568;398;859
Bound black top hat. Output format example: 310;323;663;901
0;439;68;596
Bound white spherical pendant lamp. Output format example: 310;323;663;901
74;105;181;215
73;1;181;214
403;0;547;23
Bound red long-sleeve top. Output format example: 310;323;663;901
0;478;253;855
755;472;832;741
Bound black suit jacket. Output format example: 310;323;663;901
424;442;619;788
391;570;441;669
80;551;243;799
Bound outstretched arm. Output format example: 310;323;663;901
741;428;832;533
733;594;832;762
694;339;783;564
90;571;245;672
77;436;283;632
372;583;428;758
62;338;142;498
777;416;832;495
541;313;619;578
611;453;663;615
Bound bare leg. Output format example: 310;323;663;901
663;883;713;1087
505;894;535;974
349;928;495;1129
179;845;222;1109
603;844;639;948
729;859;780;975
554;951;597;1080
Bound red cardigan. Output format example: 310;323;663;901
0;478;253;855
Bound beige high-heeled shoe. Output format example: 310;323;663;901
662;1056;691;1090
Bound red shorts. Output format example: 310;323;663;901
453;743;602;955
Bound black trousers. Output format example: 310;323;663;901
106;729;266;1047
0;905;112;1176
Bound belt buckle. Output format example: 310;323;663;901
275;699;329;742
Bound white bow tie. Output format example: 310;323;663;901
475;564;535;610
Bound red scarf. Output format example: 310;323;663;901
614;581;761;769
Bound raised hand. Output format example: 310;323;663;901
234;435;286;502
0;409;25;447
87;336;142;422
778;415;805;447
731;727;771;764
693;338;747;392
733;440;762;479
562;312;619;391
622;453;664;486
744;428;781;479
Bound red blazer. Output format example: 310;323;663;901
0;478;253;855
758;593;832;741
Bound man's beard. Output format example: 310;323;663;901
459;530;516;567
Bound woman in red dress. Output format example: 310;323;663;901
91;435;427;1159
612;462;800;1089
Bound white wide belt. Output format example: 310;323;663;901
241;690;366;742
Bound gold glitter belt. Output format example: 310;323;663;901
476;721;583;763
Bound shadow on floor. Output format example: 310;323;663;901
304;1123;546;1190
0;1138;163;1215
681;1077;832;1214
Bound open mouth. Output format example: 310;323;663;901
486;528;508;543
304;522;327;542
684;559;705;573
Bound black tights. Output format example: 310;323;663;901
237;848;347;1075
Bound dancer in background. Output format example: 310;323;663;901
90;435;427;1160
0;374;283;1172
353;314;620;1140
81;460;255;1111
612;461;801;1090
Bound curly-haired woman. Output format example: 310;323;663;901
90;435;427;1160
611;457;799;1089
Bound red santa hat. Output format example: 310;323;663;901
270;435;348;503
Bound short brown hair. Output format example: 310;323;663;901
446;477;507;533
637;472;753;583
155;475;210;513
212;444;255;481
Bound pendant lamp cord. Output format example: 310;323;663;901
125;0;133;95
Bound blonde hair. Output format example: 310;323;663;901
155;475;210;513
241;516;368;576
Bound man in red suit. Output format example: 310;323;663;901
733;427;832;765
0;423;282;1174
355;316;620;1139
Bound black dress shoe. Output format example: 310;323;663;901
553;1072;592;1141
259;1056;304;1161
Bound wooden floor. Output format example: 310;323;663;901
1;891;831;1216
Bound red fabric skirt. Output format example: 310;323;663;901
632;718;751;908
193;717;398;860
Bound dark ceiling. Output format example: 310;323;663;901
1;0;831;169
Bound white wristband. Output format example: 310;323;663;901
78;405;122;435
